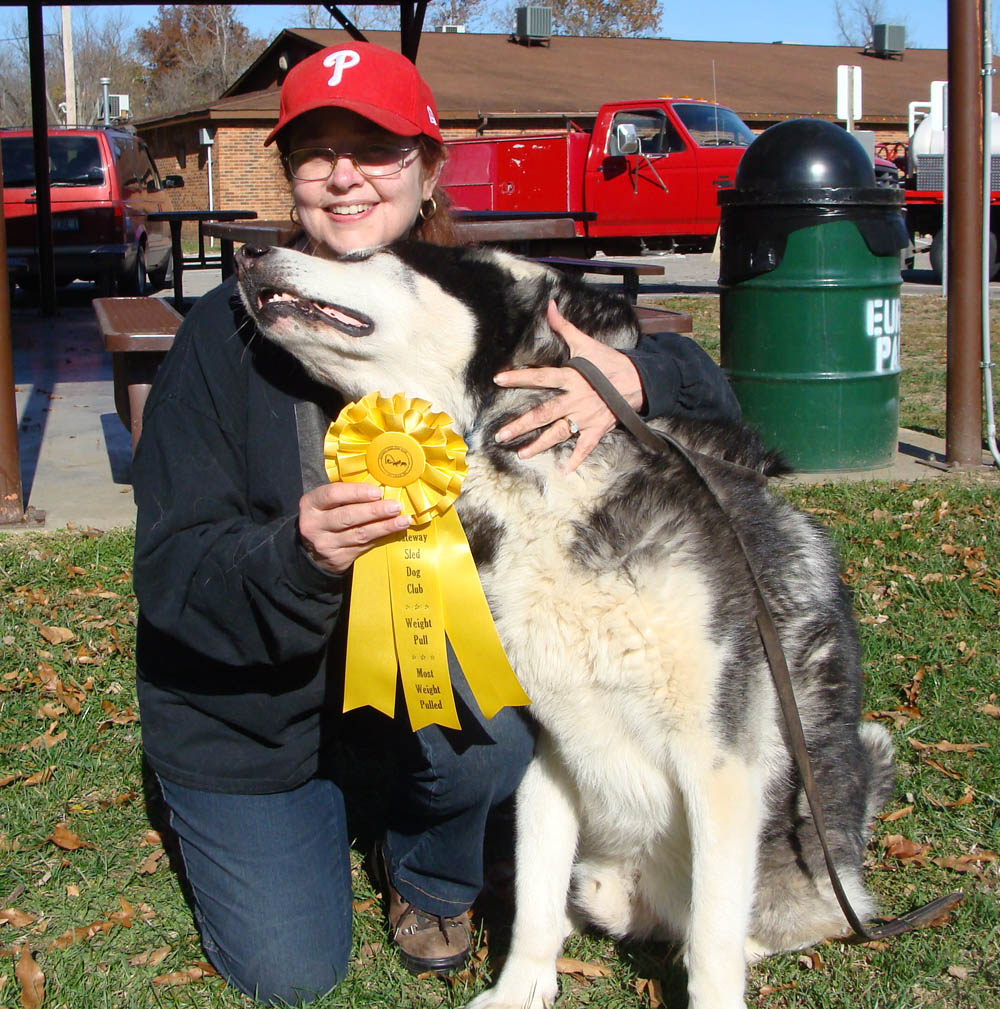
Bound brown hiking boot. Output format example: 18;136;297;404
373;846;471;975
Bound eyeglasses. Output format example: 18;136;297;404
285;143;421;181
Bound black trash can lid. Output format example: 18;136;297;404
720;118;902;207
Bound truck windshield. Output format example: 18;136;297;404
1;135;104;186
673;105;755;148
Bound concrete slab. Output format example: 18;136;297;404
2;266;996;535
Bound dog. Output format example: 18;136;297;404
236;240;895;1009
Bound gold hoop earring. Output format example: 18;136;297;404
289;205;301;225
418;197;437;221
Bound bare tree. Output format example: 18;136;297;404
549;0;662;38
293;4;400;31
834;0;909;48
0;7;143;128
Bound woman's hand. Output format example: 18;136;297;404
492;300;645;473
299;482;412;574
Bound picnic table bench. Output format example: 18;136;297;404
93;296;183;450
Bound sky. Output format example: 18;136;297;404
115;2;947;51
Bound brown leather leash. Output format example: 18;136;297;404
566;355;963;942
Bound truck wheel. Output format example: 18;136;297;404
929;230;943;281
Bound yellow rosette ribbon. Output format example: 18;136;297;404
325;392;530;731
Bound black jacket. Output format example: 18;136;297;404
132;276;740;792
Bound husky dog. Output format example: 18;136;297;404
236;241;895;1009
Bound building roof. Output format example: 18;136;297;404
137;28;953;133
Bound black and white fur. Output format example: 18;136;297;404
236;241;895;1009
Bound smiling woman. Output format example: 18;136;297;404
129;39;742;1009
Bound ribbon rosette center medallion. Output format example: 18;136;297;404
325;392;530;731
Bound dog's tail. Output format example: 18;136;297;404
859;721;896;825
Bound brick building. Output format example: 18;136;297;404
135;28;951;227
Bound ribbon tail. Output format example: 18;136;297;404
387;529;461;731
343;547;398;718
437;508;531;719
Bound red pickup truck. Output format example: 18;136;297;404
439;98;755;257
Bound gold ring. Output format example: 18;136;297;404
566;418;580;436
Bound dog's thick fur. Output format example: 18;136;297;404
236;241;895;1009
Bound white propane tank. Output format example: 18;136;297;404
909;110;1000;159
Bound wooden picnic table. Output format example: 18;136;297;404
147;209;258;308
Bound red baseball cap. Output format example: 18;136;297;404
265;42;443;146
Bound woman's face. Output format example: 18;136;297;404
285;108;442;257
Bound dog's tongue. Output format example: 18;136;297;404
316;303;365;329
261;289;366;330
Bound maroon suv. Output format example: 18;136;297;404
2;127;183;293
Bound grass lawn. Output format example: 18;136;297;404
1;294;998;1007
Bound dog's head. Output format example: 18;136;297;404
236;241;638;437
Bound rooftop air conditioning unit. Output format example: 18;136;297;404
100;93;130;119
515;6;552;44
871;24;905;57
435;23;466;32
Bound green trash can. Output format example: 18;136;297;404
719;119;909;472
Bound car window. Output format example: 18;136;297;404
673;104;755;147
1;135;104;186
111;135;139;192
1;138;36;186
609;110;686;156
135;143;162;191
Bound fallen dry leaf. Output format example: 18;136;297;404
37;625;74;645
882;834;932;863
1;908;37;927
977;703;1000;718
15;944;44;1009
947;964;971;980
923;787;975;809
556;956;612;978
138;848;165;875
47;919;115;949
47;824;96;851
880;804;914;823
152;962;219;987
139;829;162;847
921;758;964;781
903;666;926;706
22;767;55;787
0;772;22;787
758;980;798;997
909;739;989;754
65;885;80;898
636;976;665;1007
129;944;171;967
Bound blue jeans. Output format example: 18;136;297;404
156;673;534;1005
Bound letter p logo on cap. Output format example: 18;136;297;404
323;49;361;87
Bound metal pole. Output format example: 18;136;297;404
61;6;76;126
982;0;1000;467
946;0;986;466
100;77;111;126
0;178;25;524
28;2;57;316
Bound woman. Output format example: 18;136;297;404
132;42;740;1006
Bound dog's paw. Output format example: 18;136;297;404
466;972;557;1009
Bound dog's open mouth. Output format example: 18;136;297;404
257;288;374;337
